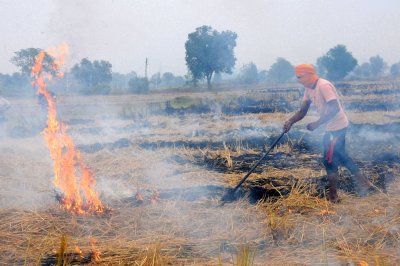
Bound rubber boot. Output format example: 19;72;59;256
353;171;373;197
327;173;339;202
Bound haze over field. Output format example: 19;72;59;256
1;0;400;76
2;1;400;265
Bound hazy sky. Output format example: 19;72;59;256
1;0;399;76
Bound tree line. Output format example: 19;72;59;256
1;25;400;96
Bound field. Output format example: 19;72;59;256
1;82;400;265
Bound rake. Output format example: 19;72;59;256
220;131;285;202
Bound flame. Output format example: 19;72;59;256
135;191;144;202
320;209;336;215
75;245;83;257
151;189;160;205
90;237;101;263
31;44;103;214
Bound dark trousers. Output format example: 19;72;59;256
323;128;359;175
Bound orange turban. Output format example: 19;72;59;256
294;64;318;86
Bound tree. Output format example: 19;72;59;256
150;72;161;89
316;57;328;78
184;72;198;86
238;63;258;84
185;25;237;89
173;76;185;87
369;55;387;78
10;48;56;76
128;77;149;93
348;55;387;80
317;44;357;81
212;72;223;84
258;70;268;83
71;58;112;94
161;72;175;87
267;58;294;83
112;71;137;91
352;62;371;79
0;72;31;96
390;62;400;79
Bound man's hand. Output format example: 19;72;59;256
283;100;311;133
306;121;319;131
283;120;293;133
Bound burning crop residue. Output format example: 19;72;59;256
31;44;104;215
89;237;101;263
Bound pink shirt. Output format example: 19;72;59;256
303;79;349;131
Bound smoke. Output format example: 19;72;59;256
358;127;393;142
47;1;99;69
0;134;54;209
3;74;399;265
96;178;134;200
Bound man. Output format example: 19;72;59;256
283;64;372;202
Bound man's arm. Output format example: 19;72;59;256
306;99;340;131
283;100;311;132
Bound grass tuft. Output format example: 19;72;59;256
232;245;256;266
56;234;68;266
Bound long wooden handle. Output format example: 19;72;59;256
231;131;285;192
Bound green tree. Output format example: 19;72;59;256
239;62;258;84
0;72;31;96
161;72;175;87
10;48;56;76
150;72;161;88
184;72;198;86
258;70;268;83
71;58;112;94
369;55;387;78
390;62;400;79
212;72;223;84
317;44;357;81
112;71;137;91
267;58;294;83
353;62;371;79
316;57;327;78
185;25;237;89
173;76;185;87
128;77;149;93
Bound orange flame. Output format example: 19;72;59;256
320;209;336;215
75;245;83;257
90;237;101;263
31;44;103;214
151;189;160;205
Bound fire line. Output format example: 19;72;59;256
31;44;104;214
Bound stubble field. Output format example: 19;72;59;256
1;82;400;265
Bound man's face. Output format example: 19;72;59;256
296;73;314;88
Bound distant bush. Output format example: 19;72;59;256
128;77;149;93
